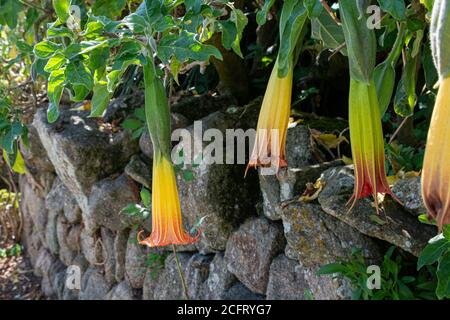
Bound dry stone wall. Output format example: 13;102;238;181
19;96;436;300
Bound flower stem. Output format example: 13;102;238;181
172;244;189;300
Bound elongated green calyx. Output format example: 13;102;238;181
339;0;376;84
430;0;450;80
143;57;171;158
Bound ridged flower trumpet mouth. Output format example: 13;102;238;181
421;77;450;230
138;153;199;247
348;78;397;211
247;61;293;173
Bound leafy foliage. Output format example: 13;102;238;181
318;247;438;300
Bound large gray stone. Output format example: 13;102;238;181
392;176;427;216
87;174;142;231
143;252;214;300
79;267;111;300
260;160;343;221
125;229;149;288
124;154;152;189
101;228;116;285
175;101;261;251
56;216;78;266
114;229;129;282
201;252;236;300
33;107;138;221
79;228;102;266
317;166;437;257
281;202;381;265
21;178;47;245
266;255;308;300
224;216;285;294
106;281;134;300
222;283;265;300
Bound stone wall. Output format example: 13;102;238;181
19;96;436;300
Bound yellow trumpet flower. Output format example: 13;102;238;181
421;77;450;230
138;153;199;247
348;79;397;211
247;60;293;173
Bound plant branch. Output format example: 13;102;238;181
321;0;341;25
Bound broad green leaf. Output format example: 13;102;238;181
377;0;406;21
34;41;62;59
92;0;127;18
304;0;323;18
90;82;111;117
44;52;67;72
311;9;347;55
339;0;377;83
140;188;151;208
52;0;70;23
436;251;450;299
65;62;93;91
418;238;450;269
47;68;66;122
220;20;237;51
256;0;276;25
157;31;222;64
230;9;248;58
0;0;24;28
278;0;308;77
122;118;142;130
11;150;27;174
47;26;74;39
317;263;348;275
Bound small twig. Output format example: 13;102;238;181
389;116;411;144
172;244;189;300
320;0;341;25
18;0;49;13
328;42;346;61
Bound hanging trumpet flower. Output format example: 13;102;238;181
247;1;308;174
247;60;293;172
348;79;396;211
138;56;199;247
421;0;450;230
339;0;396;210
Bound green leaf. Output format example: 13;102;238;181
34;41;62;59
304;0;323;18
256;0;276;25
157;31;222;64
47;26;74;39
47;68;66;122
122;118;142;131
317;263;348;275
183;170;194;182
220;20;237;51
377;0;406;21
52;0;70;23
0;0;24;28
311;9;347;54
140;188;151;208
339;0;376;83
92;0;127;19
44;52;67;73
65;62;93;92
443;225;450;240
90;82;111;117
418;238;450;269
229;8;248;58
278;0;309;77
436;251;450;299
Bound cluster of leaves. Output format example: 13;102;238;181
418;225;450;299
0;243;22;258
318;247;438;300
34;0;248;123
